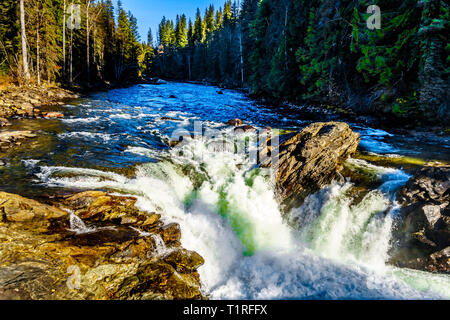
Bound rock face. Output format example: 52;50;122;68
0;191;204;300
391;166;450;273
261;122;360;212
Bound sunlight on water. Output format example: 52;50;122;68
16;83;450;300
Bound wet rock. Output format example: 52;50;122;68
227;119;243;126
160;223;182;246
0;191;204;300
234;125;256;133
42;112;64;119
0;192;68;222
0;117;11;127
168;134;193;147
398;166;450;206
392;166;450;273
161;116;182;121
163;249;205;273
261;122;360;212
0;131;37;151
169;95;177;99
217;91;224;95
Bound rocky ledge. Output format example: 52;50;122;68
0;85;78;120
391;166;450;273
0;191;204;300
260;122;360;212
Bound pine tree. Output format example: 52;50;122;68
193;8;205;44
175;14;188;48
147;28;153;47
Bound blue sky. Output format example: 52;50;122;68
120;0;226;45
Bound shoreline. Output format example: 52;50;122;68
150;77;450;135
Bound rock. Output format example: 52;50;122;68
398;166;450;206
0;192;68;222
217;91;224;94
163;249;205;273
0;159;4;166
19;102;34;116
169;95;177;99
0;191;204;300
0;117;11;127
261;122;360;212
391;166;450;273
0;131;37;151
42;112;64;119
234;125;256;133
160;223;182;246
168;134;192;147
227;119;243;126
161;116;182;121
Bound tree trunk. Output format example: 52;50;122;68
36;9;40;85
20;0;30;80
63;0;66;81
238;0;244;87
69;0;73;84
188;53;191;80
86;0;91;83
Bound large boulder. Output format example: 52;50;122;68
0;191;204;300
261;122;360;212
391;166;450;273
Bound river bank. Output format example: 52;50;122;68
154;77;450;135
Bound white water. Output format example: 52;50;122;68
68;212;96;234
30;127;450;300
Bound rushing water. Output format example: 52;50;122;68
1;82;450;299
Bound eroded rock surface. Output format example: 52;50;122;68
391;166;450;273
261;122;360;212
0;191;204;300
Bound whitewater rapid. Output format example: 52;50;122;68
14;83;450;299
28;131;450;299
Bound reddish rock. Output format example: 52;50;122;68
227;119;243;126
42;112;64;119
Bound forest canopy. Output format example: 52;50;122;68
0;0;448;123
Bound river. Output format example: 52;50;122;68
1;82;450;299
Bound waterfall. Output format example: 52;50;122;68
33;139;450;299
69;212;95;234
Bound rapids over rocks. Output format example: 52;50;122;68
1;82;450;299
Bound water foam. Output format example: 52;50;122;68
31;133;449;299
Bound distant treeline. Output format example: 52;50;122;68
153;0;449;123
0;0;151;85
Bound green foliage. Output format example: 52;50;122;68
150;0;449;122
